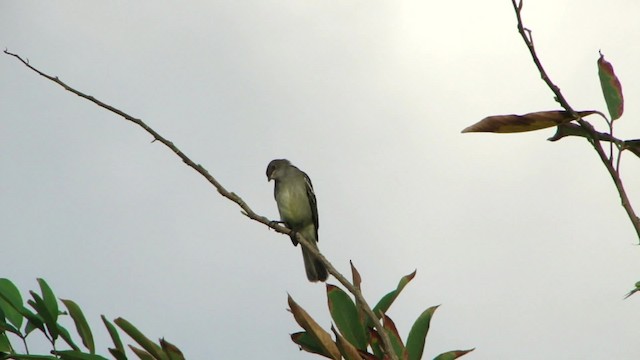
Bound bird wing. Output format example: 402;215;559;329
303;171;319;236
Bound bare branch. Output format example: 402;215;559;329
509;2;640;240
4;49;399;360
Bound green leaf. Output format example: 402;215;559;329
0;332;12;353
290;332;332;358
102;315;126;355
129;345;156;360
368;328;384;359
107;348;128;360
372;270;416;320
0;318;21;336
405;305;439;360
433;348;475;360
21;307;45;335
53;350;109;360
61;299;95;353
382;315;405;358
57;323;81;351
28;292;58;340
326;285;367;350
0;279;24;328
114;318;167;360
598;51;624;120
5;355;58;360
36;279;58;324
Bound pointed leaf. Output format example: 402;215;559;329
327;285;367;350
0;332;12;353
288;294;341;360
462;110;598;133
57;323;81;351
372;270;417;320
108;348;128;360
598;52;624;120
433;348;475;360
0;279;24;328
382;315;405;358
331;325;363;360
23;308;45;335
6;355;58;359
623;140;640;160
349;261;367;332
36;279;58;324
129;345;155;360
160;338;184;360
405;305;440;360
350;261;362;291
290;332;332;358
53;350;109;360
624;281;640;299
28;292;58;340
61;299;94;353
102;315;125;354
0;318;21;336
114;318;166;360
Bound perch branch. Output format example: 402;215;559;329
4;49;398;360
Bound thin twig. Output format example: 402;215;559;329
616;147;623;173
609;120;615;164
21;335;29;354
510;0;640;240
4;49;399;360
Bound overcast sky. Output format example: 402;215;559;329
2;1;640;359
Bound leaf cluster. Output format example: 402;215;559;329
0;279;184;360
289;264;473;360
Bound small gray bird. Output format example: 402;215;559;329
266;159;328;282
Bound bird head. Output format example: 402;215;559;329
266;159;291;181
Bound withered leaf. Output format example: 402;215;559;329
288;294;341;360
462;110;598;134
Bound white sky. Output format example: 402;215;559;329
2;1;640;359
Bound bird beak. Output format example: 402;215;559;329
267;169;276;181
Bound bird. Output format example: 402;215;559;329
266;159;328;282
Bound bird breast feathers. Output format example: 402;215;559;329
276;184;312;224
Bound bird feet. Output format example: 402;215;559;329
268;220;286;228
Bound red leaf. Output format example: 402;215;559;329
597;52;624;120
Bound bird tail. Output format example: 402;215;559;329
301;245;328;282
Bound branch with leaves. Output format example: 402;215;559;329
288;266;473;359
0;278;185;360
0;277;471;360
462;0;639;241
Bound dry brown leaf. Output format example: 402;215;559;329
331;325;363;360
288;294;341;360
462;110;598;133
